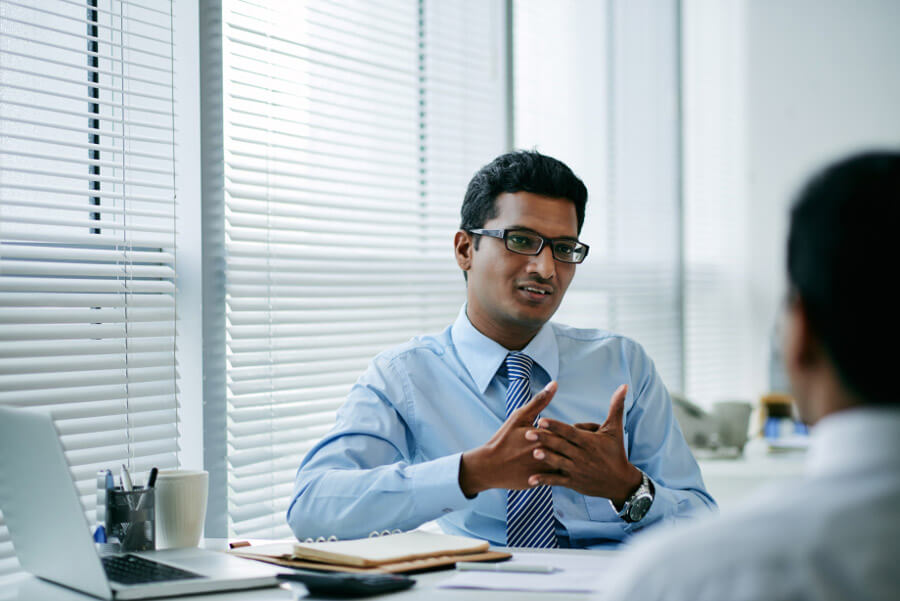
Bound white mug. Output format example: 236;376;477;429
154;469;208;549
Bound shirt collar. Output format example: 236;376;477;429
450;304;559;394
806;405;900;477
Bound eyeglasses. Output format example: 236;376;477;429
467;228;590;264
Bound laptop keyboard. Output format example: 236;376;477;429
102;554;204;585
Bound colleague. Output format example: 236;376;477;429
287;151;715;547
606;151;900;600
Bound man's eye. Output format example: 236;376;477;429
508;235;533;248
554;243;575;256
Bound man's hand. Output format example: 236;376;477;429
524;384;642;507
458;381;558;497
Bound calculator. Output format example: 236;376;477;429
276;571;416;598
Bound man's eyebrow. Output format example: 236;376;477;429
507;225;579;241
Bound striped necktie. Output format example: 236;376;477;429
504;352;559;548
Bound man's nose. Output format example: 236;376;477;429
526;244;556;280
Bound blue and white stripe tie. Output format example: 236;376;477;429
505;352;559;548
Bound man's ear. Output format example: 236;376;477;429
454;230;473;272
783;296;820;371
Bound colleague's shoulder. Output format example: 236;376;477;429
611;500;806;601
614;476;900;601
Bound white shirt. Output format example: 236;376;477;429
604;407;900;601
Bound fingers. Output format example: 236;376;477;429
600;384;628;431
574;422;601;432
527;429;581;461
533;417;580;443
528;472;569;488
532;446;576;473
515;381;557;424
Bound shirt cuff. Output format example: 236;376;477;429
407;452;469;517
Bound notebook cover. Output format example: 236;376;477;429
287;531;491;567
230;549;512;574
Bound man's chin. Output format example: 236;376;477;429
508;303;558;329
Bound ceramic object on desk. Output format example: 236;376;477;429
155;469;208;549
672;394;752;455
713;401;753;452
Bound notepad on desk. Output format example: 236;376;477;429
229;530;510;574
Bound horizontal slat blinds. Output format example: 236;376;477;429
0;0;178;576
221;0;506;539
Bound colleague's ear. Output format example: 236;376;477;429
454;230;473;272
783;296;821;372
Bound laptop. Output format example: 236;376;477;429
0;405;281;599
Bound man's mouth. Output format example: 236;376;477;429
518;284;554;300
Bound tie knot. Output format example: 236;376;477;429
505;352;533;382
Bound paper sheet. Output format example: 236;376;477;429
438;551;616;593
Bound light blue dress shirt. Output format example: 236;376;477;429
287;306;716;547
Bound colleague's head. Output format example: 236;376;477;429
454;151;589;349
784;150;900;421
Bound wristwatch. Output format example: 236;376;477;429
614;470;654;523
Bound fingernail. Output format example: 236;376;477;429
538;419;548;428
533;449;544;459
617;384;626;394
525;430;538;441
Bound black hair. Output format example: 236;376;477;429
787;150;900;405
460;150;588;235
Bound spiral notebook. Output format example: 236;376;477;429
229;530;510;574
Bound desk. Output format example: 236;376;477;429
0;545;617;601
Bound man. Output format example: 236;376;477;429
606;151;900;599
287;151;714;548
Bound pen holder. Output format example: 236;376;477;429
106;487;155;552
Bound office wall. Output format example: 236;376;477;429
684;0;900;402
745;0;900;396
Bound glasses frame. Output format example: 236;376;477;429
466;228;590;264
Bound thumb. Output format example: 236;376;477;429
601;384;628;432
515;381;557;424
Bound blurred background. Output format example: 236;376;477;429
1;0;898;568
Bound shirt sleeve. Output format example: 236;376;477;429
286;353;469;541
620;341;718;533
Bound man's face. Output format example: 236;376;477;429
458;191;579;344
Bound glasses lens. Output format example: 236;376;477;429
552;241;587;263
505;231;542;254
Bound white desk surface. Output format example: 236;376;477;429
697;437;806;512
0;544;618;601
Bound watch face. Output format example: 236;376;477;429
628;496;652;522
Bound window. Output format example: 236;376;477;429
513;0;684;391
204;0;508;539
0;0;178;575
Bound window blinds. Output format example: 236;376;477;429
0;0;178;575
219;0;506;538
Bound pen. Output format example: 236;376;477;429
455;562;560;574
93;525;107;543
120;464;133;492
135;467;158;512
146;467;158;489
